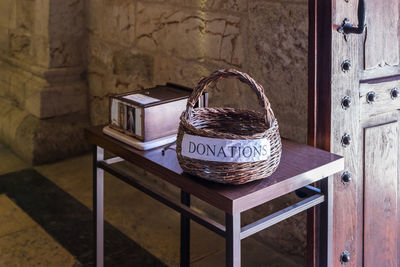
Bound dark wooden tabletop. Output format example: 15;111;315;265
85;126;343;214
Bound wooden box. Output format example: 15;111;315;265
109;83;207;142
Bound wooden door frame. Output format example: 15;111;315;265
307;0;332;266
308;0;332;150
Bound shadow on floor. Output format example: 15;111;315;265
0;169;166;267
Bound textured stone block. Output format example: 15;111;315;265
9;68;33;107
88;48;153;101
136;2;243;66
32;0;49;37
9;31;30;57
48;0;86;68
89;96;109;126
0;59;88;119
0;0;15;28
25;82;88;119
0;98;90;164
0;26;9;54
153;54;261;110
0;0;15;54
26;114;90;164
0;63;36;108
49;0;85;38
88;36;120;74
143;0;246;12
0;66;12;99
87;72;104;97
49;37;83;68
102;0;135;46
30;35;50;68
0;99;29;147
88;47;154;125
153;55;214;88
183;0;247;12
16;0;35;32
113;50;153;78
248;1;308;143
87;0;104;37
88;71;145;99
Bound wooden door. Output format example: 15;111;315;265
309;0;400;266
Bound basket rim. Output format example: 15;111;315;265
180;107;279;140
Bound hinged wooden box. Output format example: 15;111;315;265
109;83;207;142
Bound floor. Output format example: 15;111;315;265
0;142;305;266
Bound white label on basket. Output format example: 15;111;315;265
181;134;270;163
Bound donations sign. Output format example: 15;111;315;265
181;134;271;163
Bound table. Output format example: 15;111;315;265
85;126;344;267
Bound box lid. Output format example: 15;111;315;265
113;83;193;108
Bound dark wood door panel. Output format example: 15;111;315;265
364;0;399;70
363;121;398;267
360;80;400;120
310;0;400;265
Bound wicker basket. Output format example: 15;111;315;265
176;69;282;185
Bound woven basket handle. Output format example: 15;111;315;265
185;69;275;128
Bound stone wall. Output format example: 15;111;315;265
87;0;308;144
0;0;309;260
87;0;308;260
0;0;90;164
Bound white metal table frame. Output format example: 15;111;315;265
92;146;333;267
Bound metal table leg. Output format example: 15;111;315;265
319;176;333;267
93;146;104;267
226;213;241;267
180;191;191;267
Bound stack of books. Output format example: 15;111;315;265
103;83;207;150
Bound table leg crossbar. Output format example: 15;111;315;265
240;194;324;239
98;160;226;237
94;154;327;267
